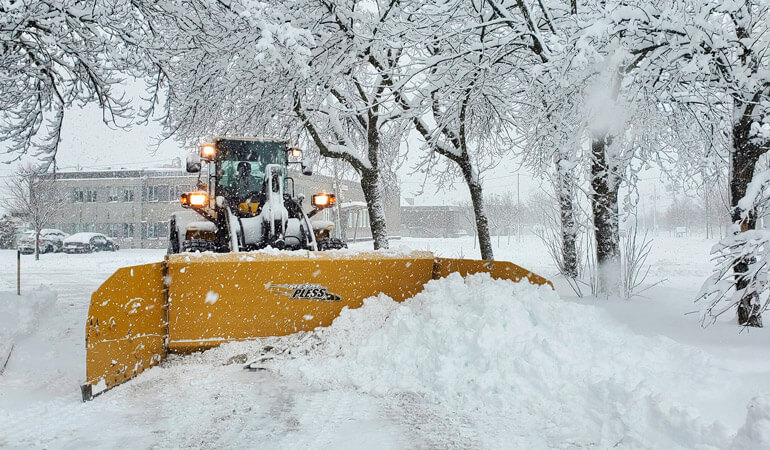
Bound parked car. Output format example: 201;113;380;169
63;233;119;253
18;229;70;254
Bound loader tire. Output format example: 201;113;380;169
317;238;347;250
182;239;215;253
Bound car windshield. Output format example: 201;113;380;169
216;140;287;195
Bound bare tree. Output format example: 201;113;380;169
4;165;65;260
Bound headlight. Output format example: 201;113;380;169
312;193;336;207
201;144;216;159
189;192;208;207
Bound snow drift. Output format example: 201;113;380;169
265;273;730;448
3;266;767;448
0;287;56;364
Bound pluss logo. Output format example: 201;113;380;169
266;283;342;302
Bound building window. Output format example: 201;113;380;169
107;223;119;237
73;189;84;203
85;189;97;202
146;222;169;239
171;185;191;202
123;223;135;238
146;186;159;202
347;210;369;228
147;222;157;239
74;223;96;232
123;188;134;202
157;185;170;202
144;185;171;202
107;187;120;202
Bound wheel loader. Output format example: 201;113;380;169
81;138;552;401
168;138;346;254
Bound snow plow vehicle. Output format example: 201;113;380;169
81;138;552;401
168;138;345;253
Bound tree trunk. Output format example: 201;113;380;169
460;159;493;260
556;158;579;278
590;135;620;294
360;169;389;250
34;230;40;261
730;110;764;327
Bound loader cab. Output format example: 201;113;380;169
213;139;289;203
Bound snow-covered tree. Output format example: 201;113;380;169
150;0;407;250
698;168;770;327
666;0;770;326
0;215;19;249
492;1;731;294
386;0;536;260
141;0;312;139
291;0;410;249
697;1;770;326
0;0;159;168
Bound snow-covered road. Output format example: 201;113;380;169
0;237;768;448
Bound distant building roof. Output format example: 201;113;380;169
52;168;191;180
401;204;463;211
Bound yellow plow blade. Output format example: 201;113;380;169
82;251;550;400
81;263;167;401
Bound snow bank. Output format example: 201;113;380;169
0;287;57;362
732;394;770;448
272;273;729;448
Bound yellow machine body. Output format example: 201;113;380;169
82;251;551;400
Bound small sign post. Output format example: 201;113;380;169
16;249;20;296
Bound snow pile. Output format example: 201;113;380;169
0;287;57;361
275;274;729;448
732;394;770;448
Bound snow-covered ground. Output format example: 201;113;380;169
0;236;768;448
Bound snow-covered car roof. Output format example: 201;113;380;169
40;229;67;235
64;232;106;244
20;229;66;236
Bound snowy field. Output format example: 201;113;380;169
1;236;769;449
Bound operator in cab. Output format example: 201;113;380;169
234;161;261;201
